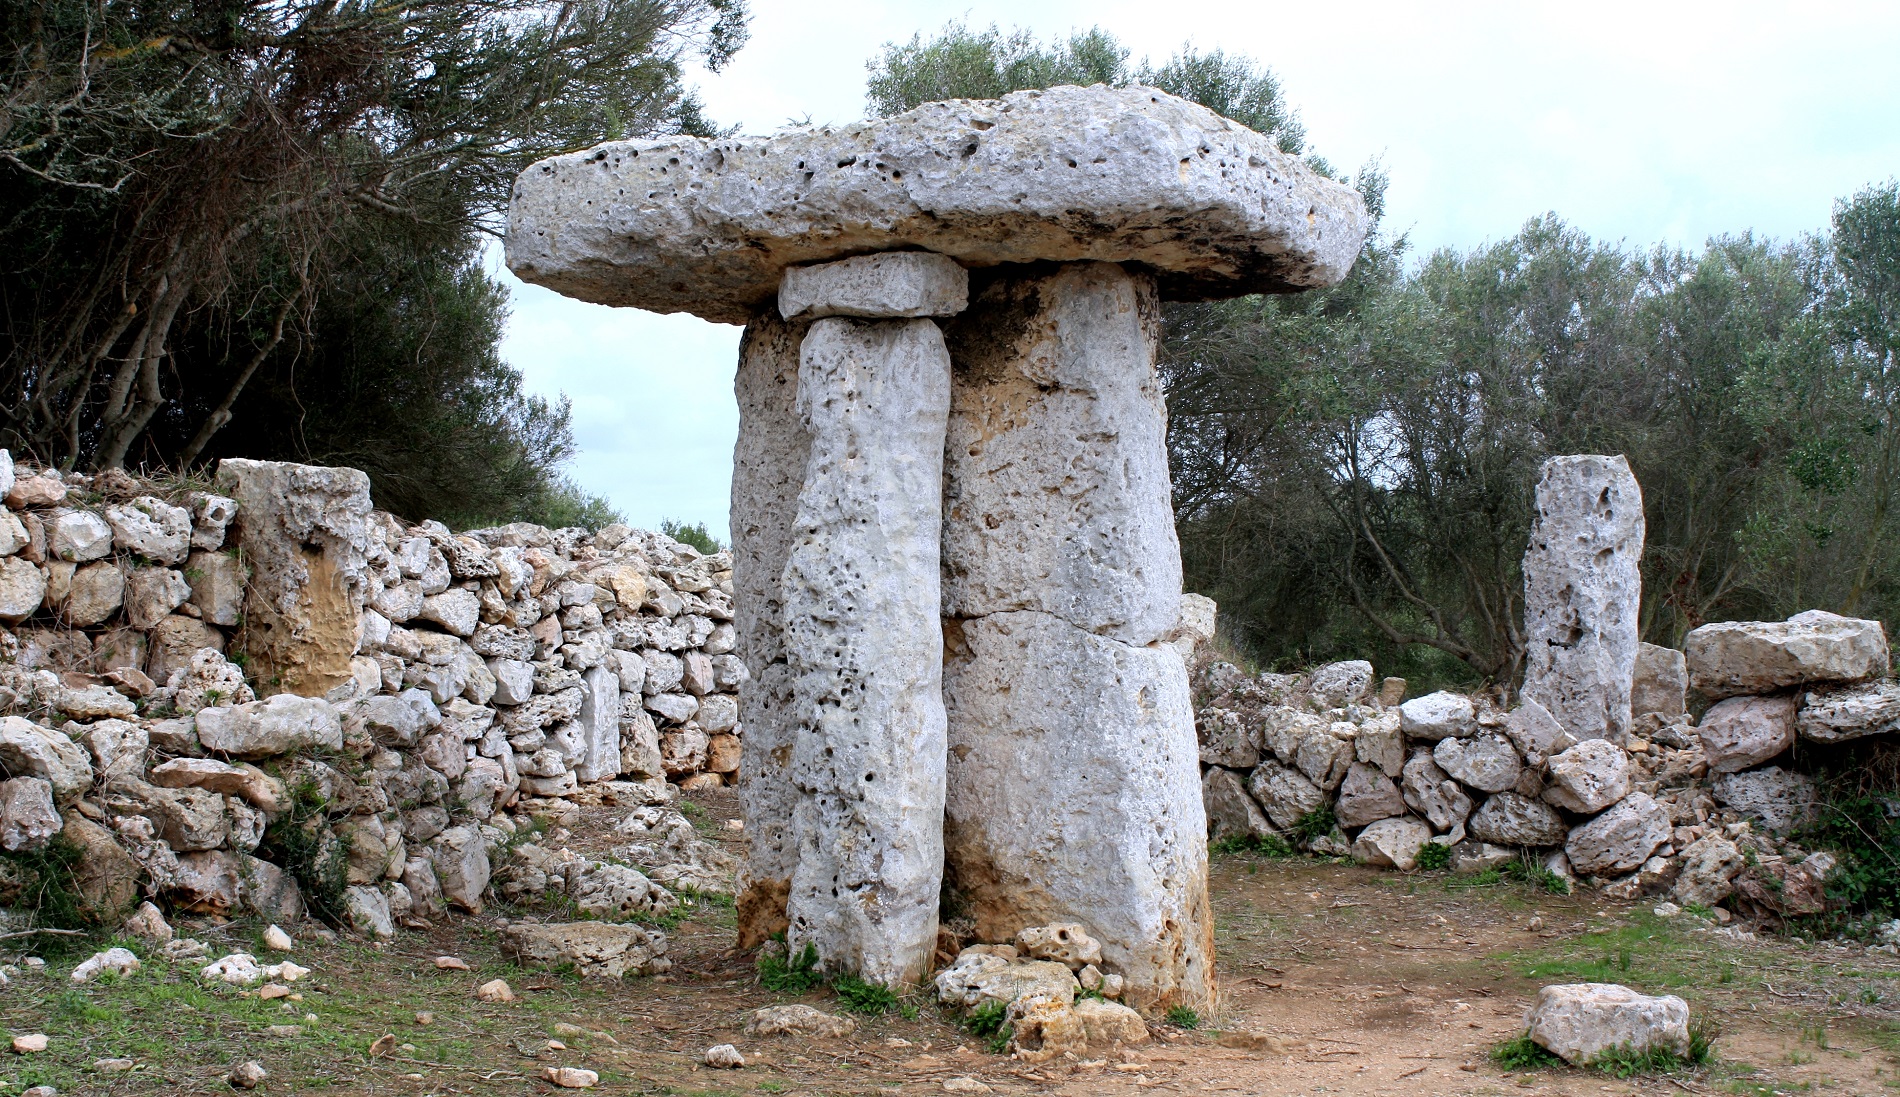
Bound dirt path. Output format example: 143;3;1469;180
6;802;1899;1095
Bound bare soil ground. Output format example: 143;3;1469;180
7;788;1900;1096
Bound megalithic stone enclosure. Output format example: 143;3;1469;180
506;84;1371;1006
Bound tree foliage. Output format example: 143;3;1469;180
867;23;1900;689
1;0;745;522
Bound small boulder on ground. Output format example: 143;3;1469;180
501;921;669;979
1524;983;1690;1064
703;1045;744;1069
745;1004;857;1038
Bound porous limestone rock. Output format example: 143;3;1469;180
1697;694;1796;773
1248;760;1329;833
933;949;1077;1011
1354;711;1405;777
1501;697;1577;762
1525;983;1690;1064
1016;923;1103;970
194;695;342;758
58;561;123;627
1351;817;1433;870
1796;679;1900;743
1467;792;1568;848
1201;767;1278;840
507;85;1369;324
943;612;1208;1010
778;251;969;319
0;777;61;851
1520;456;1645;743
1542;739;1631;814
1398;691;1476;741
1630;643;1688;720
1433;732;1522;794
105;497;192;564
1007;992;1089;1063
730;309;811;948
78;719;150;782
1399;751;1474;835
1197;708;1260;770
0;716;94;802
1168;593;1218;657
1074;997;1149;1046
1671;835;1746;907
1309;660;1374;708
745;1004;858;1038
1334;762;1406;828
47;508;113;561
123;566;191;629
1564;792;1670;878
216;458;373;697
778;313;950;988
502;921;668;978
1712;766;1817;836
1686;610;1890;700
184;549;248;628
0;556;46;622
940;263;1181;644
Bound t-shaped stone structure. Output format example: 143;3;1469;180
507;84;1371;1008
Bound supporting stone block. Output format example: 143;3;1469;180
730;309;812;948
939;262;1210;1009
779;252;969;320
1520;455;1645;743
780;316;951;988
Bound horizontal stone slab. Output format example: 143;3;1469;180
507;85;1369;324
779;252;968;319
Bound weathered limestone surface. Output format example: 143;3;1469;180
1686;610;1890;699
215;459;372;698
1630;643;1688;720
940;263;1209;1009
1526;983;1690;1064
942;610;1210;1009
941;263;1181;644
730;310;812;948
780;316;951;988
1798;679;1900;743
1521;456;1645;743
779;252;969;320
507;86;1370;324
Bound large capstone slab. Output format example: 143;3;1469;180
1520;455;1645;742
506;85;1369;324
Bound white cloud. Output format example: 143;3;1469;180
497;0;1900;539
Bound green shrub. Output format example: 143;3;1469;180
1415;842;1452;871
1290;806;1336;844
0;834;101;934
758;938;824;992
960;999;1008;1037
1491;1034;1561;1070
832;973;900;1015
1210;833;1296;858
661;518;723;554
257;779;349;925
1166;1005;1202;1029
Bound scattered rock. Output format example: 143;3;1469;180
1671;836;1747;907
229;1061;269;1089
702;1045;745;1069
1005;992;1088;1063
434;955;471;971
69;946;139;983
1524;983;1690;1064
544;1066;601;1087
745;1003;858;1038
263;924;293;951
123;901;173;944
501;922;669;978
1074;997;1149;1046
476;978;515;1002
1351;817;1433;870
12;1033;48;1053
201;953;263;985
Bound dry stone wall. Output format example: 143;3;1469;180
0;452;742;944
1193;605;1892;918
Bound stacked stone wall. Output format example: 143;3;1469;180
0;450;742;938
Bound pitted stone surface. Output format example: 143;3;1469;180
507;85;1369;324
940;262;1181;644
1798;679;1900;743
730;310;812;948
1686;610;1890;699
1521;455;1645;743
780;317;950;988
778;252;969;319
943;610;1210;1010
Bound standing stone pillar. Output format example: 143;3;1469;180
1521;455;1646;743
778;253;967;987
940;262;1212;1010
731;309;811;948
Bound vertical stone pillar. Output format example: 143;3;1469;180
214;459;372;699
774;252;967;987
1521;455;1646;743
939;262;1212;1010
731;309;811;948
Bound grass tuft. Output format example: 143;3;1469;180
832;973;900;1015
1491;1034;1562;1070
758;938;824;993
1414;842;1452;872
1166;1005;1202;1029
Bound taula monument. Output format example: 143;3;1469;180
506;85;1371;1008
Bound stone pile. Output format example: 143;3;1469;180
507;82;1372;1006
0;451;742;941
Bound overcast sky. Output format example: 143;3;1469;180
495;0;1900;541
